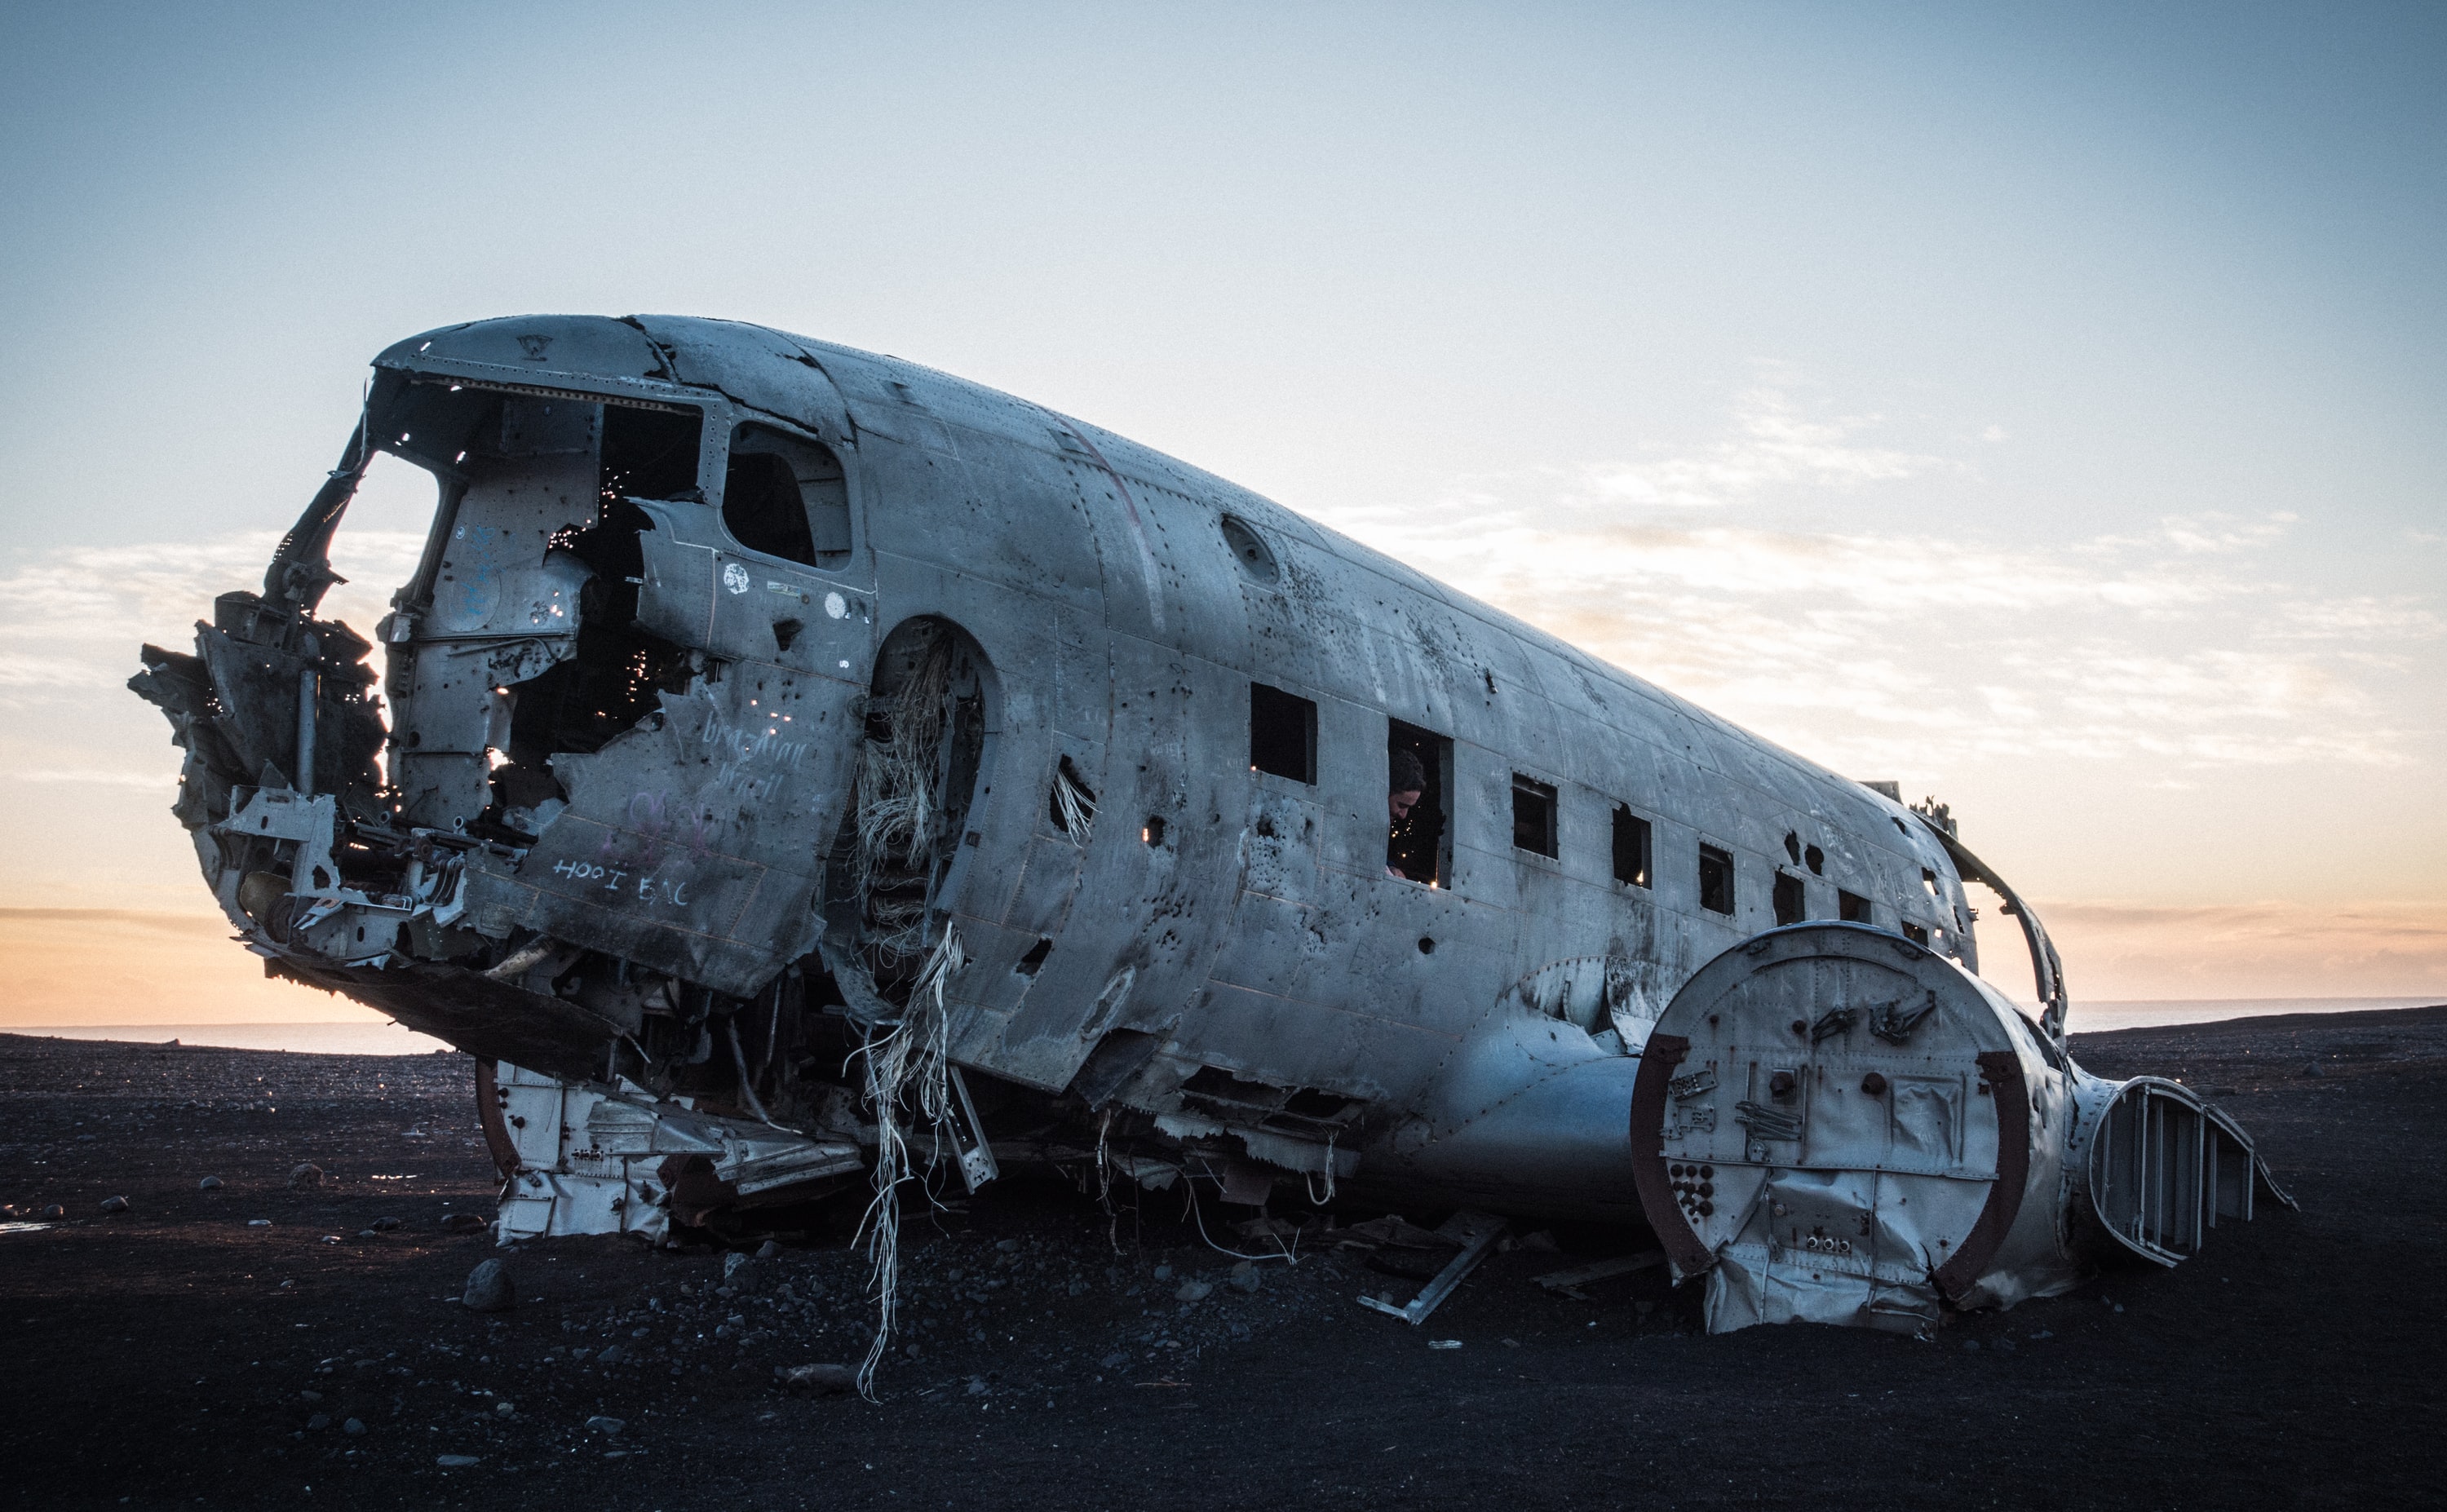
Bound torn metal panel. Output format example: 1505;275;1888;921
490;1061;862;1244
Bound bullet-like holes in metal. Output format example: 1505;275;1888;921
1417;936;1436;955
1142;816;1166;847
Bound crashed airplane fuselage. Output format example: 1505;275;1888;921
132;315;2285;1342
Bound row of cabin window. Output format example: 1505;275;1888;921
1252;679;1906;934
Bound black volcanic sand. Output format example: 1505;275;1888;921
2;1007;2442;1512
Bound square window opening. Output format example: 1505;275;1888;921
1772;871;1805;926
1387;719;1451;887
1249;683;1316;785
1698;844;1735;915
1511;774;1557;858
1612;806;1652;887
1838;888;1872;923
1901;921;1931;946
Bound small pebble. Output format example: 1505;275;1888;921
247;1218;272;1228
586;1415;626;1436
39;1205;64;1220
1153;1265;1173;1280
342;1418;365;1436
305;1413;331;1431
197;1176;223;1191
100;1196;129;1214
441;1213;488;1235
965;1377;989;1396
755;1240;782;1259
597;1345;624;1365
1099;1352;1127;1370
436;1454;480;1468
1427;1339;1462;1350
1175;1280;1213;1302
1962;1340;1980;1352
493;1402;516;1418
287;1163;324;1189
371;1217;400;1232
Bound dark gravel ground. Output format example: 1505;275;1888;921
1;1005;2441;1512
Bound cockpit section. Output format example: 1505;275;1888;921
128;316;886;1101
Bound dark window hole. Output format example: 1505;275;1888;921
1805;843;1825;875
1839;889;1872;923
1249;683;1316;784
1698;845;1735;915
1613;806;1652;887
1417;936;1436;955
1511;774;1557;858
1773;871;1805;926
1142;816;1166;847
1016;938;1052;976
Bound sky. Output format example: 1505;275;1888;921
1;1;2440;1027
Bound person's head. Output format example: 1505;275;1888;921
1388;748;1427;821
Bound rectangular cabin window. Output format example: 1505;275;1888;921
1612;806;1652;887
1249;683;1317;784
722;422;851;568
1838;888;1872;923
1773;871;1805;926
1901;921;1931;946
1698;844;1735;914
1387;719;1451;887
1511;775;1558;858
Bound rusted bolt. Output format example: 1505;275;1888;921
1861;1072;1888;1095
1768;1070;1795;1097
1790;1019;1808;1037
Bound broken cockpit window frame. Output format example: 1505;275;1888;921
721;422;852;570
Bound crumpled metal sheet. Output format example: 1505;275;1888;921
492;1062;863;1243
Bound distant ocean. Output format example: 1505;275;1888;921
8;996;2442;1055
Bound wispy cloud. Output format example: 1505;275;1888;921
1570;376;1947;511
0;529;421;702
1316;378;2441;778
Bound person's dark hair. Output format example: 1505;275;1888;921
1389;748;1427;795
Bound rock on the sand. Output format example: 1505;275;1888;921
586;1415;626;1435
287;1163;323;1188
436;1454;480;1468
462;1258;515;1313
99;1196;129;1214
197;1176;223;1191
441;1212;488;1234
1175;1279;1214;1302
776;1363;856;1395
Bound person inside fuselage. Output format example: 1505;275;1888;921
1387;747;1426;880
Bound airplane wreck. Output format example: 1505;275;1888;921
131;315;2288;1373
